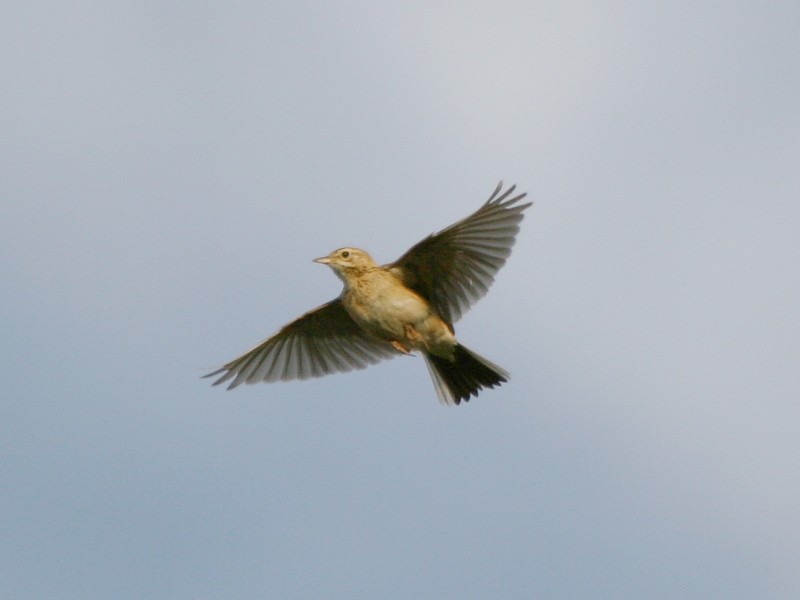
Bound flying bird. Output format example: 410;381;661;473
206;182;531;405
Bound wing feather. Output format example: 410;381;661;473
205;299;398;389
388;182;531;324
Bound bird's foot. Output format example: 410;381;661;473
391;340;414;356
404;324;432;351
404;324;425;345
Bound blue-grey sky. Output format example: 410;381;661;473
2;2;799;598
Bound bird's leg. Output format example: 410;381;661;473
391;340;413;355
389;325;425;355
404;324;429;350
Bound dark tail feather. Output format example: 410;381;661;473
424;344;510;406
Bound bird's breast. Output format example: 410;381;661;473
342;273;455;354
345;277;425;327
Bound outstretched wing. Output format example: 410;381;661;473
205;299;398;389
388;182;531;325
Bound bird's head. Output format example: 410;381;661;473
313;247;377;283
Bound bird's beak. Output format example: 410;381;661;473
313;256;330;265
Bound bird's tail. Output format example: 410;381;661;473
424;344;510;406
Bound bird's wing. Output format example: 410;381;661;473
205;299;399;389
387;182;531;324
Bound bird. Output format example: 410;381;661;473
205;182;531;405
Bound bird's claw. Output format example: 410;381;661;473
391;341;414;355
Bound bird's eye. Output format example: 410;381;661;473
341;251;350;258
